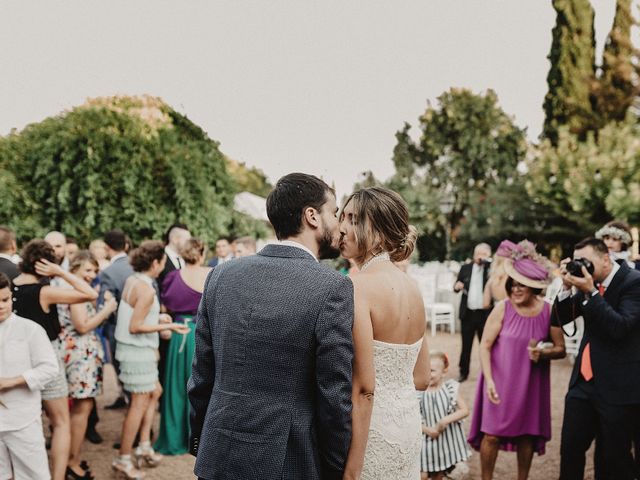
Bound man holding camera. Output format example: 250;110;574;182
555;237;640;480
453;242;491;382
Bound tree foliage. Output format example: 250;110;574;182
453;175;586;259
543;0;596;143
225;158;273;197
526;120;640;232
388;88;527;259
0;95;240;245
591;0;639;127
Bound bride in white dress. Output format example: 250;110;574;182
340;187;430;480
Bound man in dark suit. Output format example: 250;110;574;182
207;236;234;268
188;173;353;480
99;229;134;410
453;243;491;382
555;237;640;480
157;223;190;390
158;223;191;290
0;226;19;282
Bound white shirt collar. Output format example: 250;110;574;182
110;252;127;264
602;260;620;289
218;254;234;264
0;253;15;263
279;240;318;262
164;245;183;268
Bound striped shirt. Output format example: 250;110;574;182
418;379;471;473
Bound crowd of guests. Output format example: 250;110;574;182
1;215;639;479
0;225;257;480
444;220;640;480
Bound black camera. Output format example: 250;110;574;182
566;258;595;277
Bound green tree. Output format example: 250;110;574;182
591;0;638;126
453;175;587;259
0;95;238;245
543;0;596;143
391;88;527;259
226;158;273;197
526;120;640;232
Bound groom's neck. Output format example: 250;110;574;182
281;233;319;259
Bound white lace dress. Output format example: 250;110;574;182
362;339;423;479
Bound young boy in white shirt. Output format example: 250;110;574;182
0;272;59;480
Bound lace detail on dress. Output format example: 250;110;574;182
362;340;423;480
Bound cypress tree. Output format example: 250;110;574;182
543;0;596;143
592;0;638;125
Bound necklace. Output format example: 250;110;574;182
360;252;391;272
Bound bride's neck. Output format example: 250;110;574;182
358;251;391;271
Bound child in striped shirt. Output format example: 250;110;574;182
418;351;471;479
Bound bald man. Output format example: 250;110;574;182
453;243;492;382
44;231;69;271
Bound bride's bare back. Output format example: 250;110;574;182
354;262;426;344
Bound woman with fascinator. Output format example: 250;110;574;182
467;240;566;480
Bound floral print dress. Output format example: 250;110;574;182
59;302;104;399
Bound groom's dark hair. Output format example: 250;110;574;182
266;173;334;240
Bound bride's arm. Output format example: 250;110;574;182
412;329;430;390
413;292;430;390
343;280;375;480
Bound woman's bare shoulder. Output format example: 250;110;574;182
491;299;507;315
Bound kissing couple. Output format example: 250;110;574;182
188;173;430;480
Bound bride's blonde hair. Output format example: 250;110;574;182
342;187;417;265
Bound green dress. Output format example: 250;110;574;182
154;269;201;455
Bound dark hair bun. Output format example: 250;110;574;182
129;240;165;272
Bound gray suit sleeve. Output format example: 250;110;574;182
314;275;354;478
98;270;115;307
187;270;217;456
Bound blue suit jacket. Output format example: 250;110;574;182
553;262;640;405
98;255;134;324
188;245;354;480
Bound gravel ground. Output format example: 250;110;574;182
48;332;594;479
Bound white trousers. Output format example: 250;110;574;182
0;418;50;480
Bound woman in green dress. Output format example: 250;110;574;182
155;238;211;455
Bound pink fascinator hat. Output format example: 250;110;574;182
496;240;551;290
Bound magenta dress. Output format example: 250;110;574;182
468;300;552;454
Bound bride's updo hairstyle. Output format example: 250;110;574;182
343;186;418;264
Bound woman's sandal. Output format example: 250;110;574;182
134;447;163;468
111;459;146;479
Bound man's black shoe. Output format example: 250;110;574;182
85;428;103;444
105;397;127;410
457;374;468;382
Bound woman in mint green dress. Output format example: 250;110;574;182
155;238;211;455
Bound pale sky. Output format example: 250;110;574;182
0;1;619;197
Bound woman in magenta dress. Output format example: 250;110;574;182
468;240;566;480
154;238;211;455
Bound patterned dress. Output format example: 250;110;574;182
418;379;471;473
60;302;104;399
362;339;422;479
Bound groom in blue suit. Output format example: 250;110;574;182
188;173;354;480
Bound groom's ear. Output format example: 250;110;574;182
302;206;321;230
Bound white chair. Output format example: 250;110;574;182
426;303;456;336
